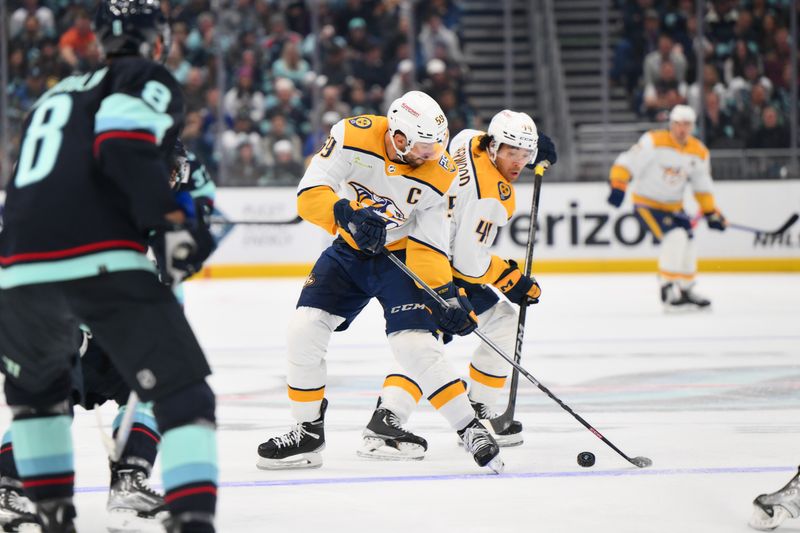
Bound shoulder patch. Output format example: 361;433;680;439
438;153;456;172
498;182;512;201
349;116;373;129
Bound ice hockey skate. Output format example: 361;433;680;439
471;401;523;447
35;498;76;533
0;483;37;532
458;419;504;473
257;399;327;470
661;282;711;311
106;468;168;532
357;403;428;461
749;467;800;530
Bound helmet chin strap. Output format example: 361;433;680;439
389;130;411;163
488;139;499;166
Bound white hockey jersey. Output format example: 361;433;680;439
297;115;458;288
610;130;718;213
446;129;516;285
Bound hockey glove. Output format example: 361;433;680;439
705;210;727;231
151;222;216;286
532;133;557;167
494;259;541;305
333;199;387;255
607;187;625;208
424;283;478;336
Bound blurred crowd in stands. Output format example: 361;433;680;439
611;0;795;149
5;0;475;186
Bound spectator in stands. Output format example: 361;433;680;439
264;140;306;186
728;61;773;112
418;0;462;31
262;113;304;166
611;7;661;93
13;15;46;56
703;90;740;148
264;77;309;136
311;85;351;133
226;141;268;187
707;0;739;46
419;14;465;68
320;38;352;88
747;106;789;148
10;0;55;40
737;81;771;139
36;37;67;86
222;112;261;161
438;88;474;133
166;44;192;85
304;111;340;159
764;27;792;88
348;81;379;117
272;41;309;89
334;0;373;36
224;67;265;124
724;39;762;85
644;34;688;87
184;67;210;113
58;8;95;70
351;44;392;90
346;17;372;56
185;12;216;67
383;59;416;113
688;64;726;115
9;67;46;113
421;58;453;101
644;61;688;121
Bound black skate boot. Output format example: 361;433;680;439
0;481;37;531
662;282;710;310
458;419;504;474
163;511;215;533
357;402;428;461
35;498;76;533
471;401;523;447
107;467;167;532
257;399;327;470
750;467;800;530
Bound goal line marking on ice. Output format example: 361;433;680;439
73;465;796;494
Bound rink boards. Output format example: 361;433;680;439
202;180;800;277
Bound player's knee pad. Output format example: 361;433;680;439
388;330;445;378
472;301;517;375
287;307;345;367
4;371;72;412
152;380;215;433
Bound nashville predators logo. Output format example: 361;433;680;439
304;273;316;287
349;116;372;129
348;181;406;229
661;165;688;186
498;182;512;201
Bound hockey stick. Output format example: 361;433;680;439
209;215;302;226
681;212;799;236
95;391;139;463
492;162;548;434
382;249;653;468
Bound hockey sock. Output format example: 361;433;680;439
658;229;696;286
112;401;160;474
10;410;74;502
160;424;217;518
378;374;422;423
468;301;516;407
0;430;20;484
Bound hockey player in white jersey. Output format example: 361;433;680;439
358;110;557;460
607;105;726;308
749;467;800;530
256;91;504;473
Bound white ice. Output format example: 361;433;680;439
5;273;800;532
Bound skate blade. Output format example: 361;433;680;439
749;504;791;531
456;432;523;448
107;509;168;533
357;437;425;461
486;455;505;474
256;452;323;470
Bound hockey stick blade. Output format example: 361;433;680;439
210;215;302;226
767;213;798;235
382;248;652;469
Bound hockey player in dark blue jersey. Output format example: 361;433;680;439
0;1;218;532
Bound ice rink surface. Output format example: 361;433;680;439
5;273;798;532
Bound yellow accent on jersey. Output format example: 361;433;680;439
468;136;516;219
297;185;341;235
469;364;506;389
406;237;452;288
428;380;467;410
648;130;709;160
452;254;510;285
609;164;632;190
632;193;684;213
383;375;423;403
288;385;325;402
694;192;717;214
636;207;664;240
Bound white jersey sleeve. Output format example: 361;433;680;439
614;132;655;178
451;196;508;279
297;120;350;193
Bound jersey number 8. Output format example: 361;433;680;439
15;94;73;188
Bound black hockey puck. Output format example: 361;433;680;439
577;451;595;467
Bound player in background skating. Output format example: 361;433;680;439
606;105;727;309
0;1;218;531
358;111;557;460
256;91;504;473
749;467;800;530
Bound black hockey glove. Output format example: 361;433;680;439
705;210;727;231
532;133;557;167
424;283;478;336
607;187;625;208
494;259;541;305
333;199;387;255
151;222;216;286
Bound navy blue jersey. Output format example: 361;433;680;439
0;57;184;289
176;151;215;227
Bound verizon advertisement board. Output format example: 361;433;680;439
208;181;800;272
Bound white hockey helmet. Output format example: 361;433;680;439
669;104;696;124
487;109;539;164
387;91;449;162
